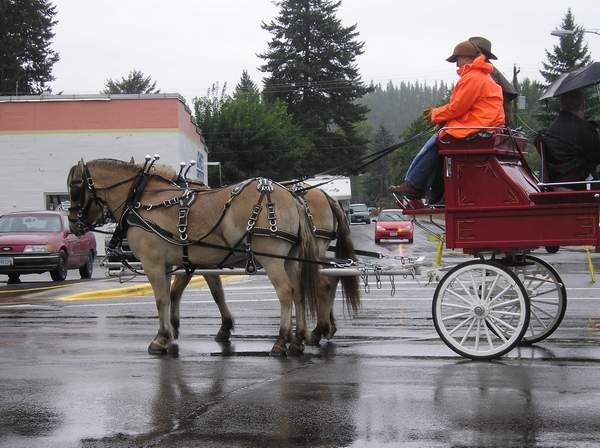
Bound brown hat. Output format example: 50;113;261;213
446;40;480;63
469;36;498;60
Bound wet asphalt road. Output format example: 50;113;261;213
2;224;600;447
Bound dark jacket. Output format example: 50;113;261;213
544;111;600;183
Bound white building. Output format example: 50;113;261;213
0;94;208;213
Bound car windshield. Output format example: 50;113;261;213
0;215;62;233
351;204;368;212
379;212;409;222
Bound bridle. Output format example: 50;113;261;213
68;161;136;234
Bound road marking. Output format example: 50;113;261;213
0;282;82;295
44;296;600;309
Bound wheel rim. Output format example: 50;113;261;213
433;261;530;359
509;256;566;344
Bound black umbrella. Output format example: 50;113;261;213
539;61;600;100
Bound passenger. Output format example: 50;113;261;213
468;36;519;127
544;89;600;187
390;40;505;199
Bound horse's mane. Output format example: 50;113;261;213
90;158;176;178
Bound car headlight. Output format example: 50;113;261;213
23;245;49;253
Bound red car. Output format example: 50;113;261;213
0;211;96;284
374;209;414;244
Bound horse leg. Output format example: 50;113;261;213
306;274;332;346
170;273;192;340
261;259;295;356
146;265;174;355
325;277;339;339
204;275;234;342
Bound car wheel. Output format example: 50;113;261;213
79;252;94;279
375;239;381;245
408;238;414;244
50;251;68;282
366;219;371;224
545;246;559;254
7;273;21;284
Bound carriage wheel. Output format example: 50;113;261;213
509;255;567;345
432;260;530;360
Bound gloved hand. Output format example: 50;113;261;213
422;107;433;123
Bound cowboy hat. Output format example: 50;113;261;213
468;36;498;60
446;40;480;63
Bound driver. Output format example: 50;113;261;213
390;40;505;200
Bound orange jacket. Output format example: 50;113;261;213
431;55;505;138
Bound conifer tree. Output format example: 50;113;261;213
0;0;59;95
102;70;160;94
259;0;373;174
234;70;260;101
540;8;591;84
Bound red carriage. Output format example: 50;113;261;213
398;128;600;359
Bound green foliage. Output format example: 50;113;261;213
540;8;591;84
194;77;311;185
102;70;160;94
361;81;451;138
234;70;260;101
356;125;396;208
259;0;373;174
389;118;436;186
0;0;59;95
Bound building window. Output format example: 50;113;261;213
196;152;205;183
45;193;70;211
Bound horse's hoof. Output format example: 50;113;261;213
167;342;179;357
325;325;337;340
148;341;168;355
308;329;322;346
288;342;304;356
214;328;231;342
270;342;287;357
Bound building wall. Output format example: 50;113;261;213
0;94;208;214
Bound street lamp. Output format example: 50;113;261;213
207;161;222;186
551;28;600;37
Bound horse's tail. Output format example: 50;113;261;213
326;194;361;313
296;201;321;320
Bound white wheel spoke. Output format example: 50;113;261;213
441;302;473;310
455;278;476;303
446;287;474;306
530;302;557;319
490;298;521;310
487;285;512;307
529;297;560;305
483;322;495;350
530;307;550;329
488;313;516;333
490;310;521;317
483;271;501;303
447;316;474;336
528;288;560;299
486;317;508;342
474;319;481;351
442;311;472;321
460;318;477;345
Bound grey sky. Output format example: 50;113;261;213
49;0;600;106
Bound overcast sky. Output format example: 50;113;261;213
49;0;600;106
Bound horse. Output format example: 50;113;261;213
67;158;322;356
168;184;360;346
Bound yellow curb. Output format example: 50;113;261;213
58;275;242;302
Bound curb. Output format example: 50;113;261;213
58;275;243;302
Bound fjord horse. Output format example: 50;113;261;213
67;159;320;356
168;185;360;345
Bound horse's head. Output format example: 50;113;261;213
67;160;108;236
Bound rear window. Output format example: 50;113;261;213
0;215;62;233
350;204;368;212
379;212;410;222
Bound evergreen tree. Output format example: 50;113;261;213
540;8;591;84
102;70;160;94
259;0;373;174
360;126;396;208
194;78;311;185
0;0;59;95
234;70;260;101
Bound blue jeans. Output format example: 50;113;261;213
405;133;439;191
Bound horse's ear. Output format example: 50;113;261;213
129;156;135;164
